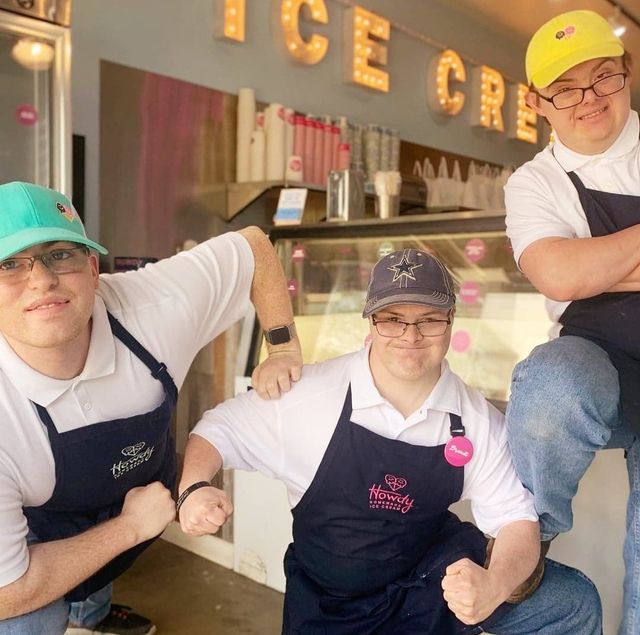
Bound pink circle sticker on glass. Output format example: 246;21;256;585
451;329;471;353
287;279;298;297
16;104;37;126
291;243;306;262
444;436;474;467
460;281;481;305
464;238;486;263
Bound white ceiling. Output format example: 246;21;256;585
440;0;640;106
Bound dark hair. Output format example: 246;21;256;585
623;51;633;73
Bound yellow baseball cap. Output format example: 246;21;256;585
526;10;624;88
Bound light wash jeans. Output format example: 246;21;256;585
0;583;111;634
507;335;638;635
490;558;602;634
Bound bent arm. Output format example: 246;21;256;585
0;516;137;619
485;519;540;598
442;520;539;624
238;227;302;398
177;434;233;536
520;227;640;301
0;481;175;619
178;433;223;493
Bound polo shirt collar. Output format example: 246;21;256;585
0;296;116;407
349;346;462;417
553;110;638;172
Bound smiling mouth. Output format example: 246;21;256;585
579;105;607;120
27;300;68;312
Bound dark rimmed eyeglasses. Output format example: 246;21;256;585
0;246;90;285
371;313;452;338
535;73;627;110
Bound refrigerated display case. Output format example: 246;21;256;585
262;210;553;408
0;0;71;192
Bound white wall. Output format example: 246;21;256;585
71;0;538;242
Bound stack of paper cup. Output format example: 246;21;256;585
285;155;303;182
249;129;266;181
304;116;315;184
236;88;255;183
284;108;295;176
265;103;285;181
293;116;306;180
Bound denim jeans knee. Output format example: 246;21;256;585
0;598;69;635
507;336;622;539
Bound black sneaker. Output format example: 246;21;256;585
90;604;156;635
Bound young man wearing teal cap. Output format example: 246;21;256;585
177;248;601;634
504;9;639;632
0;181;302;635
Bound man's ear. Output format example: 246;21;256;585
89;253;99;288
525;90;544;116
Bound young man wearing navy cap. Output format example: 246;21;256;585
504;9;640;632
0;181;302;634
178;248;600;634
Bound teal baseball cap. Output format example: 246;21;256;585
0;181;108;260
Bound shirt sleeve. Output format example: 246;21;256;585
462;407;537;537
98;232;256;388
192;389;283;478
0;460;29;587
100;231;255;349
505;163;576;266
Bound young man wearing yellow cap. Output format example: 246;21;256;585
504;9;639;632
178;248;601;634
0;182;302;635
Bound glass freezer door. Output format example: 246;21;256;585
0;10;70;191
268;222;553;406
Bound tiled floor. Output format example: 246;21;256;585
114;540;283;634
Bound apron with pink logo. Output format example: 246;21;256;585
282;385;512;634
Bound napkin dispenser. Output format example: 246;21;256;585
326;169;365;221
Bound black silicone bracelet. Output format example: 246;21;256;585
176;481;213;514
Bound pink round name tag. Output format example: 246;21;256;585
444;436;474;467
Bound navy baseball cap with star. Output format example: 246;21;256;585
362;248;456;318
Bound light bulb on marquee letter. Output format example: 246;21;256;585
345;5;390;93
427;48;466;116
471;65;505;131
277;0;328;65
215;0;245;42
507;83;537;144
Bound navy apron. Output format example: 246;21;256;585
282;386;512;634
559;170;640;432
23;312;178;602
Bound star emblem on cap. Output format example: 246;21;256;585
388;254;423;283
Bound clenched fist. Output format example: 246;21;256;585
179;485;233;536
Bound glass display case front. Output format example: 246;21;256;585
266;211;552;407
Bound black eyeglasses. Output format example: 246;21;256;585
371;313;452;338
0;246;90;285
536;73;627;110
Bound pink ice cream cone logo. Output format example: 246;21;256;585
384;474;407;491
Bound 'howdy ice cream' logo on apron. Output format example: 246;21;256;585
111;441;155;479
369;473;415;514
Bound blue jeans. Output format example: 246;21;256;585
0;584;112;634
68;583;112;626
490;558;602;634
507;336;637;634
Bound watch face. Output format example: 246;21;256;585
267;325;291;345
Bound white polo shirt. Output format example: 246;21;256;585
0;232;254;588
505;110;640;327
193;349;537;538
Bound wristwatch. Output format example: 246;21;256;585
264;323;296;346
